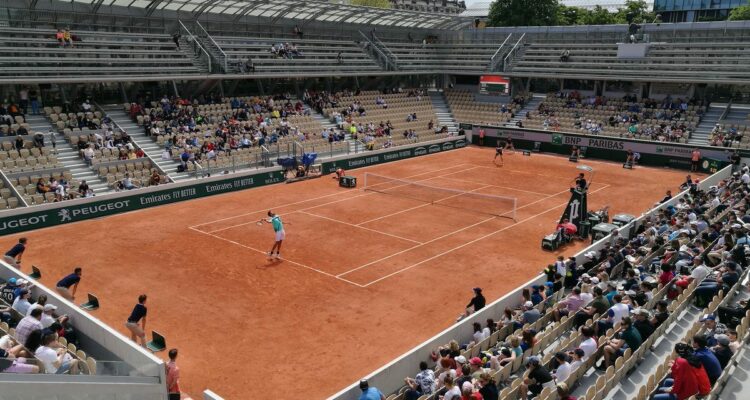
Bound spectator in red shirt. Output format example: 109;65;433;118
652;343;711;400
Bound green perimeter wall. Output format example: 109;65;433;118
0;137;468;236
470;126;731;174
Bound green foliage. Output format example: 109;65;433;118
488;0;560;27
350;0;392;9
487;0;657;27
729;1;750;21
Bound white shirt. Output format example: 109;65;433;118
691;265;711;282
12;298;31;316
579;337;597;360
742;173;750;184
555;362;572;382
443;386;461;400
580;292;593;304
26;303;43;316
41;313;56;329
610;303;630;324
35;346;60;373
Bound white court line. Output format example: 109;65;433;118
355;184;494;226
436;174;555;197
190;163;472;229
298;210;424;245
202;164;480;234
337;184;581;278
358;183;612;287
188;226;366;288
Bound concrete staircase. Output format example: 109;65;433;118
506;94;544;127
428;89;459;135
688;104;725;145
102;106;192;182
724;104;750;123
307;106;361;154
26;114;111;195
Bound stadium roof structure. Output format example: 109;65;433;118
57;0;473;29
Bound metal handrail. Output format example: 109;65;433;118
195;20;228;73
0;168;28;207
178;20;212;73
719;99;733;122
358;30;393;71
502;33;526;72
489;33;512;70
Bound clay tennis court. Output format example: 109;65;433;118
0;146;699;399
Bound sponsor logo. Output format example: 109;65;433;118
58;209;71;222
455;139;466;148
0;215;49;232
442;142;454;150
428;144;441;153
551;134;563;145
414;147;427;156
58;200;132;222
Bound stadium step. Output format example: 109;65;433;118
507;94;545;127
588;305;704;400
102;106;192;183
688;104;725;145
24;113;112;195
428;89;459;135
307;106;360;157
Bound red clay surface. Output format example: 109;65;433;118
0;146;700;399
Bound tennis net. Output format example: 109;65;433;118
363;172;517;221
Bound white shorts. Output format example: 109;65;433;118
275;230;286;241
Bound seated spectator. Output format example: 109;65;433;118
552;352;573;383
35;333;80;374
403;361;435;399
461;381;481;400
692;334;722;385
699;314;727;347
477;371;498;400
520;356;555;400
11;289;33;316
121;173;139;190
15;308;44;346
442;375;461;400
560;49;570;62
652;343;710;400
601;316;641;370
711;334;733;369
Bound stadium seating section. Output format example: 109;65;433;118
0;27;200;79
214;36;382;74
379;41;498;72
510;42;750;82
381;175;750;400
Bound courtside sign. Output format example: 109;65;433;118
0;170;285;235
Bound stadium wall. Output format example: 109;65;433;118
0;259;168;399
328;164;733;400
0;137;465;236
470;125;733;172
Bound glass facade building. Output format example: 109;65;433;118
654;0;747;22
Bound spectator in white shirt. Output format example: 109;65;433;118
35;333;80;374
12;289;33;316
553;352;573;383
578;326;598;361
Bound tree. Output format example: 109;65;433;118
729;1;750;21
615;0;656;24
350;0;391;8
582;5;617;25
557;6;586;26
488;0;560;27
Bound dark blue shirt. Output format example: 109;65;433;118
57;273;81;288
5;243;25;258
530;292;543;305
694;347;723;383
127;303;147;323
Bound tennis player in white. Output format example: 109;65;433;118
263;211;285;259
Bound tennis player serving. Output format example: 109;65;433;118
260;211;285;259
